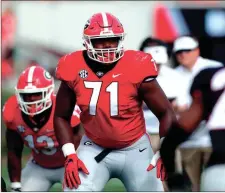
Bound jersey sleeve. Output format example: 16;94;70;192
2;95;17;129
142;54;158;82
70;104;81;127
55;52;79;88
133;52;158;85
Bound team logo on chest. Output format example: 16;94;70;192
79;69;88;79
96;71;104;77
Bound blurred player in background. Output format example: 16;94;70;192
3;66;81;191
160;66;225;191
172;36;223;191
54;12;178;191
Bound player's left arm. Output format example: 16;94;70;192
139;79;177;140
139;79;177;181
137;53;178;181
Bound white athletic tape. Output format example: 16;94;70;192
150;151;160;167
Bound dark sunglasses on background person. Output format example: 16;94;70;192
175;49;193;54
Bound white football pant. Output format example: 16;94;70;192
21;158;64;191
64;134;164;191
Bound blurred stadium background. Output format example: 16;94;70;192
1;1;225;191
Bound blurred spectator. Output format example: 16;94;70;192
2;7;16;80
173;35;223;191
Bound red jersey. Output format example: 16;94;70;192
56;50;158;148
3;95;80;168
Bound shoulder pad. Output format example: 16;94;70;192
124;50;158;84
55;51;83;82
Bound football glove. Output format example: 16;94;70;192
147;151;167;181
11;182;21;192
63;153;89;189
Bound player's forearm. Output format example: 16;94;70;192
54;116;74;146
74;135;82;150
73;124;83;149
7;152;22;182
6;129;23;183
54;116;77;157
159;109;177;138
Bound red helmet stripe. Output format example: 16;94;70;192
27;66;36;86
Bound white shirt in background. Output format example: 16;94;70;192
176;56;223;148
143;64;186;134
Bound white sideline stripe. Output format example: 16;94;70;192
27;66;36;86
101;12;109;32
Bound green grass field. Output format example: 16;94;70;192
1;148;126;192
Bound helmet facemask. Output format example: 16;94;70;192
15;84;54;116
83;34;124;64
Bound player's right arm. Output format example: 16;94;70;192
3;96;23;191
54;81;76;149
54;54;89;189
6;129;24;191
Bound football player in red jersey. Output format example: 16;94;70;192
3;66;81;191
54;12;178;191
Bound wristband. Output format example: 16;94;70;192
11;182;21;189
62;143;76;157
150;151;160;166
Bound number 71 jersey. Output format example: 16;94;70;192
56;50;158;148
